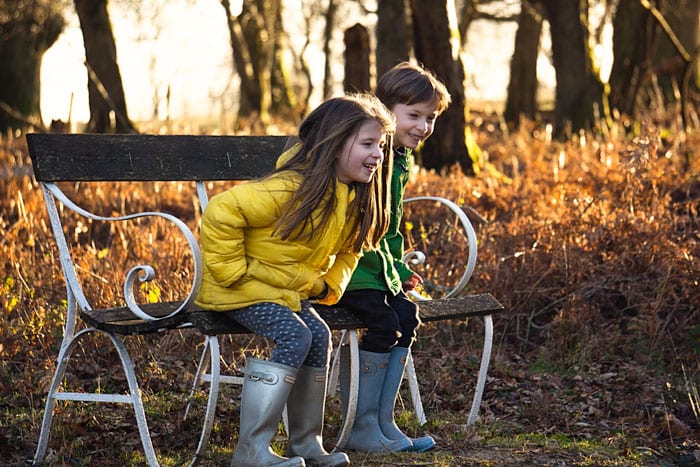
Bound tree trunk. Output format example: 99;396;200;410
670;0;700;131
504;0;543;128
609;0;698;130
0;0;63;132
541;0;605;138
222;0;257;116
322;0;338;100
343;24;371;93
376;0;410;77
223;0;283;127
410;0;474;174
296;4;315;116
75;0;134;133
608;0;656;117
457;0;478;49
652;0;699;103
256;0;279;127
272;5;297;114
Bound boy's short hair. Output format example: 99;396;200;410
376;62;451;114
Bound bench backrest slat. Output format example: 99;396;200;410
27;134;291;182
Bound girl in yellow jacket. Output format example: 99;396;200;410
196;93;395;467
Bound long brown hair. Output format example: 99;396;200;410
274;93;395;252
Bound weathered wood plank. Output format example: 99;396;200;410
80;294;504;336
27;134;290;182
416;294;504;322
81;303;190;335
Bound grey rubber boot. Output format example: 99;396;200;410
340;350;412;452
231;358;306;467
378;347;435;452
285;366;350;467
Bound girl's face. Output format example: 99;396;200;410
392;101;439;149
335;120;387;184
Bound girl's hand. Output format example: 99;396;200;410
403;273;423;291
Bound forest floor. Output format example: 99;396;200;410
0;107;698;466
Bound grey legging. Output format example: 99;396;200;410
226;301;331;368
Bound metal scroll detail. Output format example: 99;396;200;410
43;183;203;322
402;196;478;300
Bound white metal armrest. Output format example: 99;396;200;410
402;195;478;299
43;183;203;322
34;181;206;467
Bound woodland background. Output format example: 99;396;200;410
1;0;699;465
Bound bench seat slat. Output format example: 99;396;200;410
81;304;191;335
416;294;504;322
80;293;504;336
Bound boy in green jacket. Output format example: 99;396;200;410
338;62;451;453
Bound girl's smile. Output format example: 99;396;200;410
335;120;387;184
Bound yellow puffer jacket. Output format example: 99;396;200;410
195;171;361;312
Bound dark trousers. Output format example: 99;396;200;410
339;289;420;353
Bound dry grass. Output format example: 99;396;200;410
0;107;698;465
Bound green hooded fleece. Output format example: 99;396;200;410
345;148;415;295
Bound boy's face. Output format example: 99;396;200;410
391;101;439;149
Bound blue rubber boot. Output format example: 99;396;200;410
378;347;435;452
341;350;412;452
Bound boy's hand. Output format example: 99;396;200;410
403;273;423;291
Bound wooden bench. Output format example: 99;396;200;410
26;133;504;466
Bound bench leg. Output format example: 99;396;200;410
34;335;75;465
187;336;246;466
184;337;212;421
405;350;427;426
328;330;359;452
327;331;343;396
34;328;159;467
189;336;221;466
467;314;494;426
